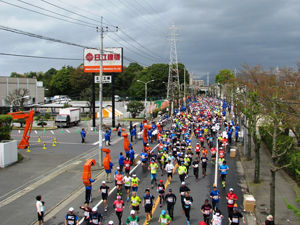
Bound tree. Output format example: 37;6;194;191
5;88;30;111
0;115;13;141
215;69;235;84
49;66;74;96
127;101;144;118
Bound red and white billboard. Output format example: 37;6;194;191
84;47;123;73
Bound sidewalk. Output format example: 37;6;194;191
238;141;300;224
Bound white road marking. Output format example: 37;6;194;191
66;129;71;133
34;130;38;134
51;130;54;135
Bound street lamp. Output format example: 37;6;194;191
10;95;30;112
137;79;155;117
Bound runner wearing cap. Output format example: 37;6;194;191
148;160;159;189
125;210;139;225
99;181;110;211
113;195;124;225
165;189;177;220
228;205;245;225
123;173;132;202
64;207;79;225
158;210;171;225
79;202;92;224
226;188;238;217
108;220;114;225
179;182;190;211
89;207;103;225
131;174;140;192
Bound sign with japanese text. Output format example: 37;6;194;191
84;47;123;73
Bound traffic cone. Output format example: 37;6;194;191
53;138;57;144
38;136;41;143
27;145;31;152
60;130;63;134
43;128;46;134
43;143;47;150
52;140;56;147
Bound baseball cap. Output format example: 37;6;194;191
130;210;136;215
132;174;136;177
117;195;121;199
161;210;166;215
108;221;114;225
181;182;185;185
92;207;97;212
69;207;74;212
229;188;234;191
160;179;163;183
102;181;106;184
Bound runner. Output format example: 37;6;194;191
219;160;229;188
183;191;193;225
228;205;246;225
143;188;155;224
64;207;79;225
165;189;177;220
209;184;220;211
200;153;208;177
124;157;132;175
211;208;223;225
165;160;175;181
131;174;140;192
200;199;213;225
130;192;142;214
123;173;132;202
79;202;92;224
99;181;109;211
192;157;200;181
89;207;102;225
148;160;159;189
178;162;187;183
126;210;139;225
158;210;172;225
226;188;238;217
113;195;124;225
157;179;165;207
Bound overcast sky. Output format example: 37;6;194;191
1;0;300;81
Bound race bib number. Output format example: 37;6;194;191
213;196;219;200
194;164;199;168
145;199;151;204
228;199;233;204
84;211;89;217
202;159;206;162
205;210;210;215
132;200;137;204
92;219;98;224
181;192;184;196
161;218;167;223
101;189;107;193
232;218;238;223
168;197;173;202
222;169;226;173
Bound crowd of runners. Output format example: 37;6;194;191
63;97;247;225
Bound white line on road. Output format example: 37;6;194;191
51;130;54;135
34;130;38;134
66;129;70;133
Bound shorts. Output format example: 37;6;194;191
150;173;157;180
102;194;108;200
132;205;140;211
125;186;131;190
167;172;173;178
132;186;138;192
145;205;153;213
221;174;227;181
37;212;44;221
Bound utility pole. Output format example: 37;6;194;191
167;24;180;116
96;17;119;167
98;16;104;168
92;73;96;128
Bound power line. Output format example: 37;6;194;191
0;25;94;48
0;52;82;60
0;0;95;29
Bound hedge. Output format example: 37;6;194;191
0;115;13;142
259;125;300;182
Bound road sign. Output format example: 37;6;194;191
95;75;112;84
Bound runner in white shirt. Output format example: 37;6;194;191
123;174;132;202
165;160;175;181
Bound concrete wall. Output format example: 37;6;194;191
0;77;44;106
0;140;18;168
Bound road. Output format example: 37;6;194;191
0;119;246;225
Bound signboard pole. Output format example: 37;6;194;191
92;73;96;128
112;73;116;128
98;17;104;168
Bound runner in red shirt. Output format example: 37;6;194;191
226;188;238;217
113;195;124;225
123;158;132;174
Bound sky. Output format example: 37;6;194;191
1;0;300;82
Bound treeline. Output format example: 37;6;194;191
10;63;189;101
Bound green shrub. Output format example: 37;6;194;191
44;113;51;120
0;115;13;141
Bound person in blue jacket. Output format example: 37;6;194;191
85;177;96;203
119;152;126;171
235;124;239;143
105;129;111;146
81;128;86;143
133;125;137;140
129;146;135;163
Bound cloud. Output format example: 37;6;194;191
0;0;300;78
